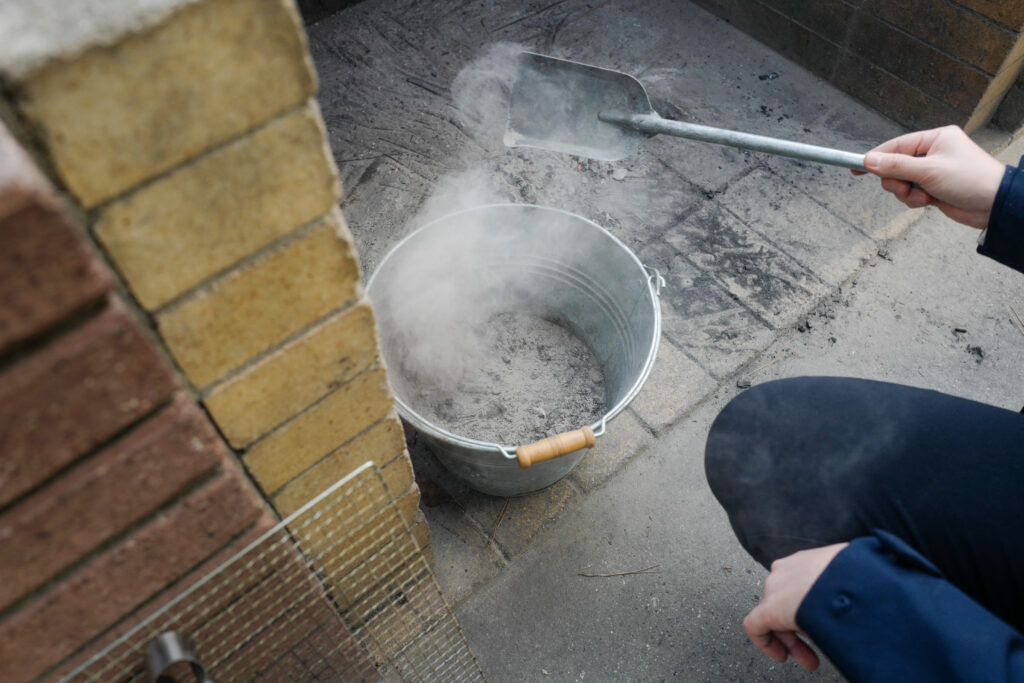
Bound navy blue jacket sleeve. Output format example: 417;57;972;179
977;155;1024;274
795;530;1024;682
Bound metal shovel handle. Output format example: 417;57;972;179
517;426;596;468
601;113;867;171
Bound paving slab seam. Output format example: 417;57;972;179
489;477;586;560
653;155;763;225
657;335;724;386
715;198;841;293
776;168;888;242
648;155;716;206
654;208;827;342
620;405;660;439
654;239;821;381
442;492;510;566
682;242;794;335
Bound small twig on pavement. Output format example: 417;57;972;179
748;357;782;377
1008;304;1024;339
736;352;795;388
579;563;661;578
487;497;511;547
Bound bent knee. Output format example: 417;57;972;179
704;377;841;507
705;380;795;481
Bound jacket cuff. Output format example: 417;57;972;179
977;156;1024;274
794;531;940;678
794;530;1024;682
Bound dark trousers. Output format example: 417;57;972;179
704;377;1024;630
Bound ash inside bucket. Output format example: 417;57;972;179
398;311;606;445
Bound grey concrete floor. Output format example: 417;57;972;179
308;1;1024;680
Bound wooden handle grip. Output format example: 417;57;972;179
516;426;596;468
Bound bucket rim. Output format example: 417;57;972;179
366;202;661;459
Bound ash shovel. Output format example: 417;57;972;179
505;52;867;171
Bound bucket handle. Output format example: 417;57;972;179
644;265;665;296
516;424;601;468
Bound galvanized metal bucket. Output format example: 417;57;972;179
367;204;662;496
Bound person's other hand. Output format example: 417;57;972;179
743;543;848;671
854;125;1005;229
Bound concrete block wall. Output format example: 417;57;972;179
0;0;427;678
995;70;1024;132
690;0;1024;132
296;0;365;25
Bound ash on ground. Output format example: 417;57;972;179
401;311;606;445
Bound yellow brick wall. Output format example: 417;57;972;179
205;299;381;446
94;101;341;310
245;370;397;493
3;0;427;566
156;209;361;388
17;0;318;208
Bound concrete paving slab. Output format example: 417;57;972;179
742;208;1024;408
453;190;1024;683
482;479;582;557
410;433;585;561
421;492;508;606
660;303;778;382
628;338;718;434
760;108;906;238
997;133;1024;165
647;135;753;197
455;389;840;682
311;0;907;276
641;238;777;379
762;156;907;240
718;169;877;286
664;200;830;328
536;149;707;255
408;440;512;603
308;0;1023;679
569;409;653;493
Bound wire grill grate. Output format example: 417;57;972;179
60;462;484;682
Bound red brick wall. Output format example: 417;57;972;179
691;0;1024;131
0;124;272;682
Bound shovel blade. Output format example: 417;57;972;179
504;52;654;161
